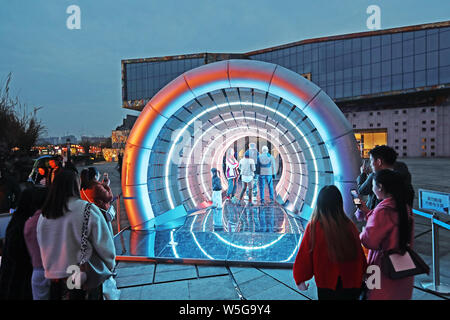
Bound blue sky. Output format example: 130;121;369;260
0;0;449;138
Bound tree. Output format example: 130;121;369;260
0;73;46;156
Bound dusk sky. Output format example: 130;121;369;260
1;0;448;138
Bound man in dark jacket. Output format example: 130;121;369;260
357;145;414;210
211;168;222;208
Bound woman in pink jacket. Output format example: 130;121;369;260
357;169;414;300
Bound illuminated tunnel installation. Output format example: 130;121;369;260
117;59;360;265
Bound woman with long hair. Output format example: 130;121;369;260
37;169;115;300
80;167;114;234
0;186;47;299
358;169;414;300
225;148;239;200
293;185;367;300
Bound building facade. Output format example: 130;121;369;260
121;21;450;157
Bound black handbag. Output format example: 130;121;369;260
381;246;430;280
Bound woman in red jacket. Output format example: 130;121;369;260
80;167;114;234
293;185;367;300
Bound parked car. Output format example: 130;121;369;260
27;155;58;185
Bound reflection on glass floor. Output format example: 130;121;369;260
114;200;307;266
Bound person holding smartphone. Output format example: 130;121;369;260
356;146;414;212
80;167;114;229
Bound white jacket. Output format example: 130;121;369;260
37;197;116;279
239;158;255;177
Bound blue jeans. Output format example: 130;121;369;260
227;178;237;197
259;175;274;202
246;174;258;197
32;267;50;300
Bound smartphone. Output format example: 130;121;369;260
350;189;361;205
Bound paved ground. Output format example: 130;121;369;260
82;158;450;300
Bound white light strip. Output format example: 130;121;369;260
186;120;294;206
211;129;299;204
170;230;180;258
166;101;318;212
199;122;294;202
166;107;216;209
208;130;291;201
212;232;285;250
184;200;302;260
208;116;296;200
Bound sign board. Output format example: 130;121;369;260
419;189;450;215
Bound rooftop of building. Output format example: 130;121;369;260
121;20;450;64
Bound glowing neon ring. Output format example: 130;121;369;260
187;122;298;205
123;60;360;230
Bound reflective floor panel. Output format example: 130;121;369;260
114;200;307;266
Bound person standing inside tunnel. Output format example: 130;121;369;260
225;148;239;201
210;168;223;229
238;151;256;206
210;168;223;209
246;143;259;200
293;185;367;300
258;146;276;205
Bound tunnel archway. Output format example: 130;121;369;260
122;59;360;230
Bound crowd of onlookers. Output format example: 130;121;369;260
0;158;119;300
0;144;426;300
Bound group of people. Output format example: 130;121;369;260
0;143;423;300
293;145;417;300
0;163;119;300
217;142;277;207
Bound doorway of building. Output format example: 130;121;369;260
354;129;388;158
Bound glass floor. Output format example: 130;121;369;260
114;200;307;267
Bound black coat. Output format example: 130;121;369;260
357;161;415;210
0;214;33;300
0;175;21;213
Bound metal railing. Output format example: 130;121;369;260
112;193;123;235
413;208;450;295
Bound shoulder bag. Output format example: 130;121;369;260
381;245;430;280
72;202;113;290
